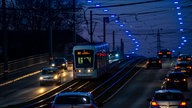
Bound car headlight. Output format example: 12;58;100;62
62;63;66;66
54;75;58;79
51;64;55;67
39;77;43;80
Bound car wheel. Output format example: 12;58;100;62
40;83;44;86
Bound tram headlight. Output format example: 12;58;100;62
39;77;43;80
77;70;81;73
87;69;93;73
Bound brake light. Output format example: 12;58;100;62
151;101;159;107
182;78;187;82
158;52;162;55
167;52;171;54
177;58;182;61
187;58;191;61
175;66;180;69
146;61;149;64
166;78;171;81
179;101;187;106
158;60;162;63
187;66;192;69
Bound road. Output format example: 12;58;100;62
0;69;73;108
104;59;192;108
0;59;191;108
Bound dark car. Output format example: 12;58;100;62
147;89;190;108
50;92;98;108
174;62;192;76
176;54;192;64
51;57;68;70
164;71;188;91
158;49;172;59
146;57;162;69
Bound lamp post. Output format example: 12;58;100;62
2;0;9;78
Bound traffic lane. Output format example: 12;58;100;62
0;70;73;107
104;63;171;108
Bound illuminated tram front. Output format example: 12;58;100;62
72;43;109;79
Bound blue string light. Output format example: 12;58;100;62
172;0;188;54
84;0;140;54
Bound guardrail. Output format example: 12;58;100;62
0;53;49;76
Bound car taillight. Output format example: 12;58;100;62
187;58;191;61
182;78;187;82
158;60;162;63
177;58;182;61
146;61;149;64
151;101;159;107
167;52;171;54
175;66;180;69
166;78;171;81
179;101;187;106
187;66;192;69
158;52;162;55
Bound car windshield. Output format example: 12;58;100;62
177;63;190;67
55;95;91;104
41;69;57;74
54;59;65;63
154;92;184;100
169;73;186;79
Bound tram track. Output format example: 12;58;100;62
3;58;146;108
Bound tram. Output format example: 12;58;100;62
72;42;109;79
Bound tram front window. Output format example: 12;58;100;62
75;50;93;68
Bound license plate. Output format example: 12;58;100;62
163;55;167;57
174;80;180;82
152;61;157;63
181;70;186;72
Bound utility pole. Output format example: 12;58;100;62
48;0;53;63
157;29;161;53
73;0;76;44
90;10;93;43
121;38;124;58
2;0;9;78
113;31;115;50
103;17;106;42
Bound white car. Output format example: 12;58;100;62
147;89;190;108
39;67;63;86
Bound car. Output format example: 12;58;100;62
51;57;68;70
50;92;98;108
147;89;190;108
176;54;192;63
164;71;188;91
39;67;64;86
157;49;172;59
174;62;192;76
146;57;162;69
